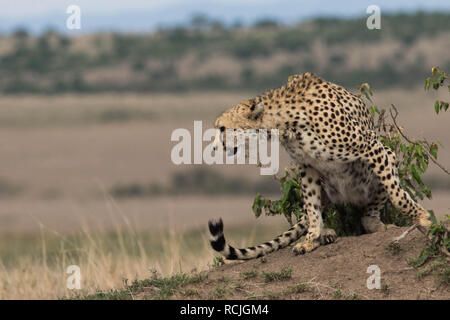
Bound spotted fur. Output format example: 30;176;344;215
209;73;432;259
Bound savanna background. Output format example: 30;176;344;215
0;0;449;299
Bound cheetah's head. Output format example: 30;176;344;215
213;99;265;155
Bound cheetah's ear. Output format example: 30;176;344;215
249;102;264;120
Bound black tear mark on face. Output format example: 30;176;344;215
247;101;263;120
253;112;262;120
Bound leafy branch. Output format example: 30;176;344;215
252;168;305;226
389;104;449;175
424;66;449;114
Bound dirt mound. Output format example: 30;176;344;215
138;226;449;300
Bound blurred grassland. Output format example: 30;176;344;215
0;92;245;127
0;221;286;299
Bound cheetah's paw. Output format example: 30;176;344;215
319;228;337;245
292;240;320;255
362;216;390;233
417;211;433;229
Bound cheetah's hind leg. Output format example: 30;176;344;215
360;184;398;233
361;139;432;229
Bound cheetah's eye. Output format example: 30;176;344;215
248;102;264;120
220;126;225;132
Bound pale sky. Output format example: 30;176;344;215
0;0;448;33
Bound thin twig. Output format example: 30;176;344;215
128;287;135;300
416;225;433;244
392;224;418;242
390;104;450;175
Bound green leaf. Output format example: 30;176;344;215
400;144;408;153
413;250;430;267
434;101;440;114
411;165;423;186
430;144;438;159
383;140;395;150
252;193;263;217
370;105;379;116
417;157;427;172
428;210;437;225
431;67;438;77
423;186;432;199
414;145;423;157
424;77;430;90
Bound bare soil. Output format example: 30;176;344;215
142;226;450;300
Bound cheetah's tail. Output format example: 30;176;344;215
208;216;309;260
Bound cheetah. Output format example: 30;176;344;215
208;72;432;260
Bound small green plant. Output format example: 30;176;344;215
214;285;230;298
409;215;450;268
380;283;390;295
233;281;245;291
415;254;450;286
346;293;359;300
241;270;258;280
262;268;292;283
416;268;432;279
436;265;450;286
265;291;281;299
333;289;342;298
81;271;207;300
289;283;309;294
184;289;199;297
219;275;232;283
211;255;224;268
385;242;403;256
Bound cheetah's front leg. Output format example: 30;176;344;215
293;165;337;255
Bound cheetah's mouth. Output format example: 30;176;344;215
212;129;239;156
227;146;239;156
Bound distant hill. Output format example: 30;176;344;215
0;12;449;94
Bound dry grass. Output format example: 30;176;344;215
0;229;197;299
0;196;286;299
0;219;284;299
